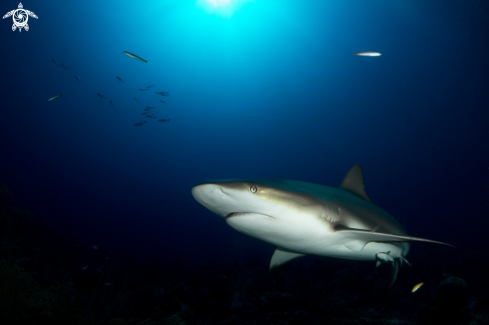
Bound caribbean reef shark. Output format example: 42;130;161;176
191;164;454;287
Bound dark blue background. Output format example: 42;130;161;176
1;0;488;269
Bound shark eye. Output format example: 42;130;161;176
249;185;257;193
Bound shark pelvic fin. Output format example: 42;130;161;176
399;255;411;267
269;247;304;275
388;258;401;288
339;164;372;203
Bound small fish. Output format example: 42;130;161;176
97;93;105;99
146;85;155;89
334;171;341;174
105;257;109;260
155;91;170;96
412;282;424;293
105;282;112;286
160;100;167;104
74;75;82;83
116;76;124;83
134;97;140;103
139;88;148;91
353;52;381;57
109;100;115;108
93;245;98;250
81;265;89;271
123;51;147;63
134;121;147;126
130;185;135;191
158;118;170;122
96;99;104;103
60;63;70;69
143;108;153;112
51;59;60;67
146;106;155;109
48;94;62;102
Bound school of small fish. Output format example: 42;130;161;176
48;49;383;124
49;51;172;126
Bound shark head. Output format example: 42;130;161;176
192;164;455;287
192;180;338;248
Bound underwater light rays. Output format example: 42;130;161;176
198;0;252;17
207;0;232;7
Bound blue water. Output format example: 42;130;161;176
1;0;488;319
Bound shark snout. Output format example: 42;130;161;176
192;183;224;203
192;183;236;218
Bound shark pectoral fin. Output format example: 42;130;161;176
269;247;304;276
335;227;456;248
376;261;381;268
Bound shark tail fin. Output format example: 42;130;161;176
388;258;401;288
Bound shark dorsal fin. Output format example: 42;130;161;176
339;164;372;203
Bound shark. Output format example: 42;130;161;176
191;164;454;287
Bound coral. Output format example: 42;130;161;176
108;315;186;325
32;279;76;321
0;256;38;321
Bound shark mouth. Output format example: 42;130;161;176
225;212;247;219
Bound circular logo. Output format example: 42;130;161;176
13;9;28;27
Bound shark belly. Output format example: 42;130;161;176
226;212;409;262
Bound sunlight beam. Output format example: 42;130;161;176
197;0;251;17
